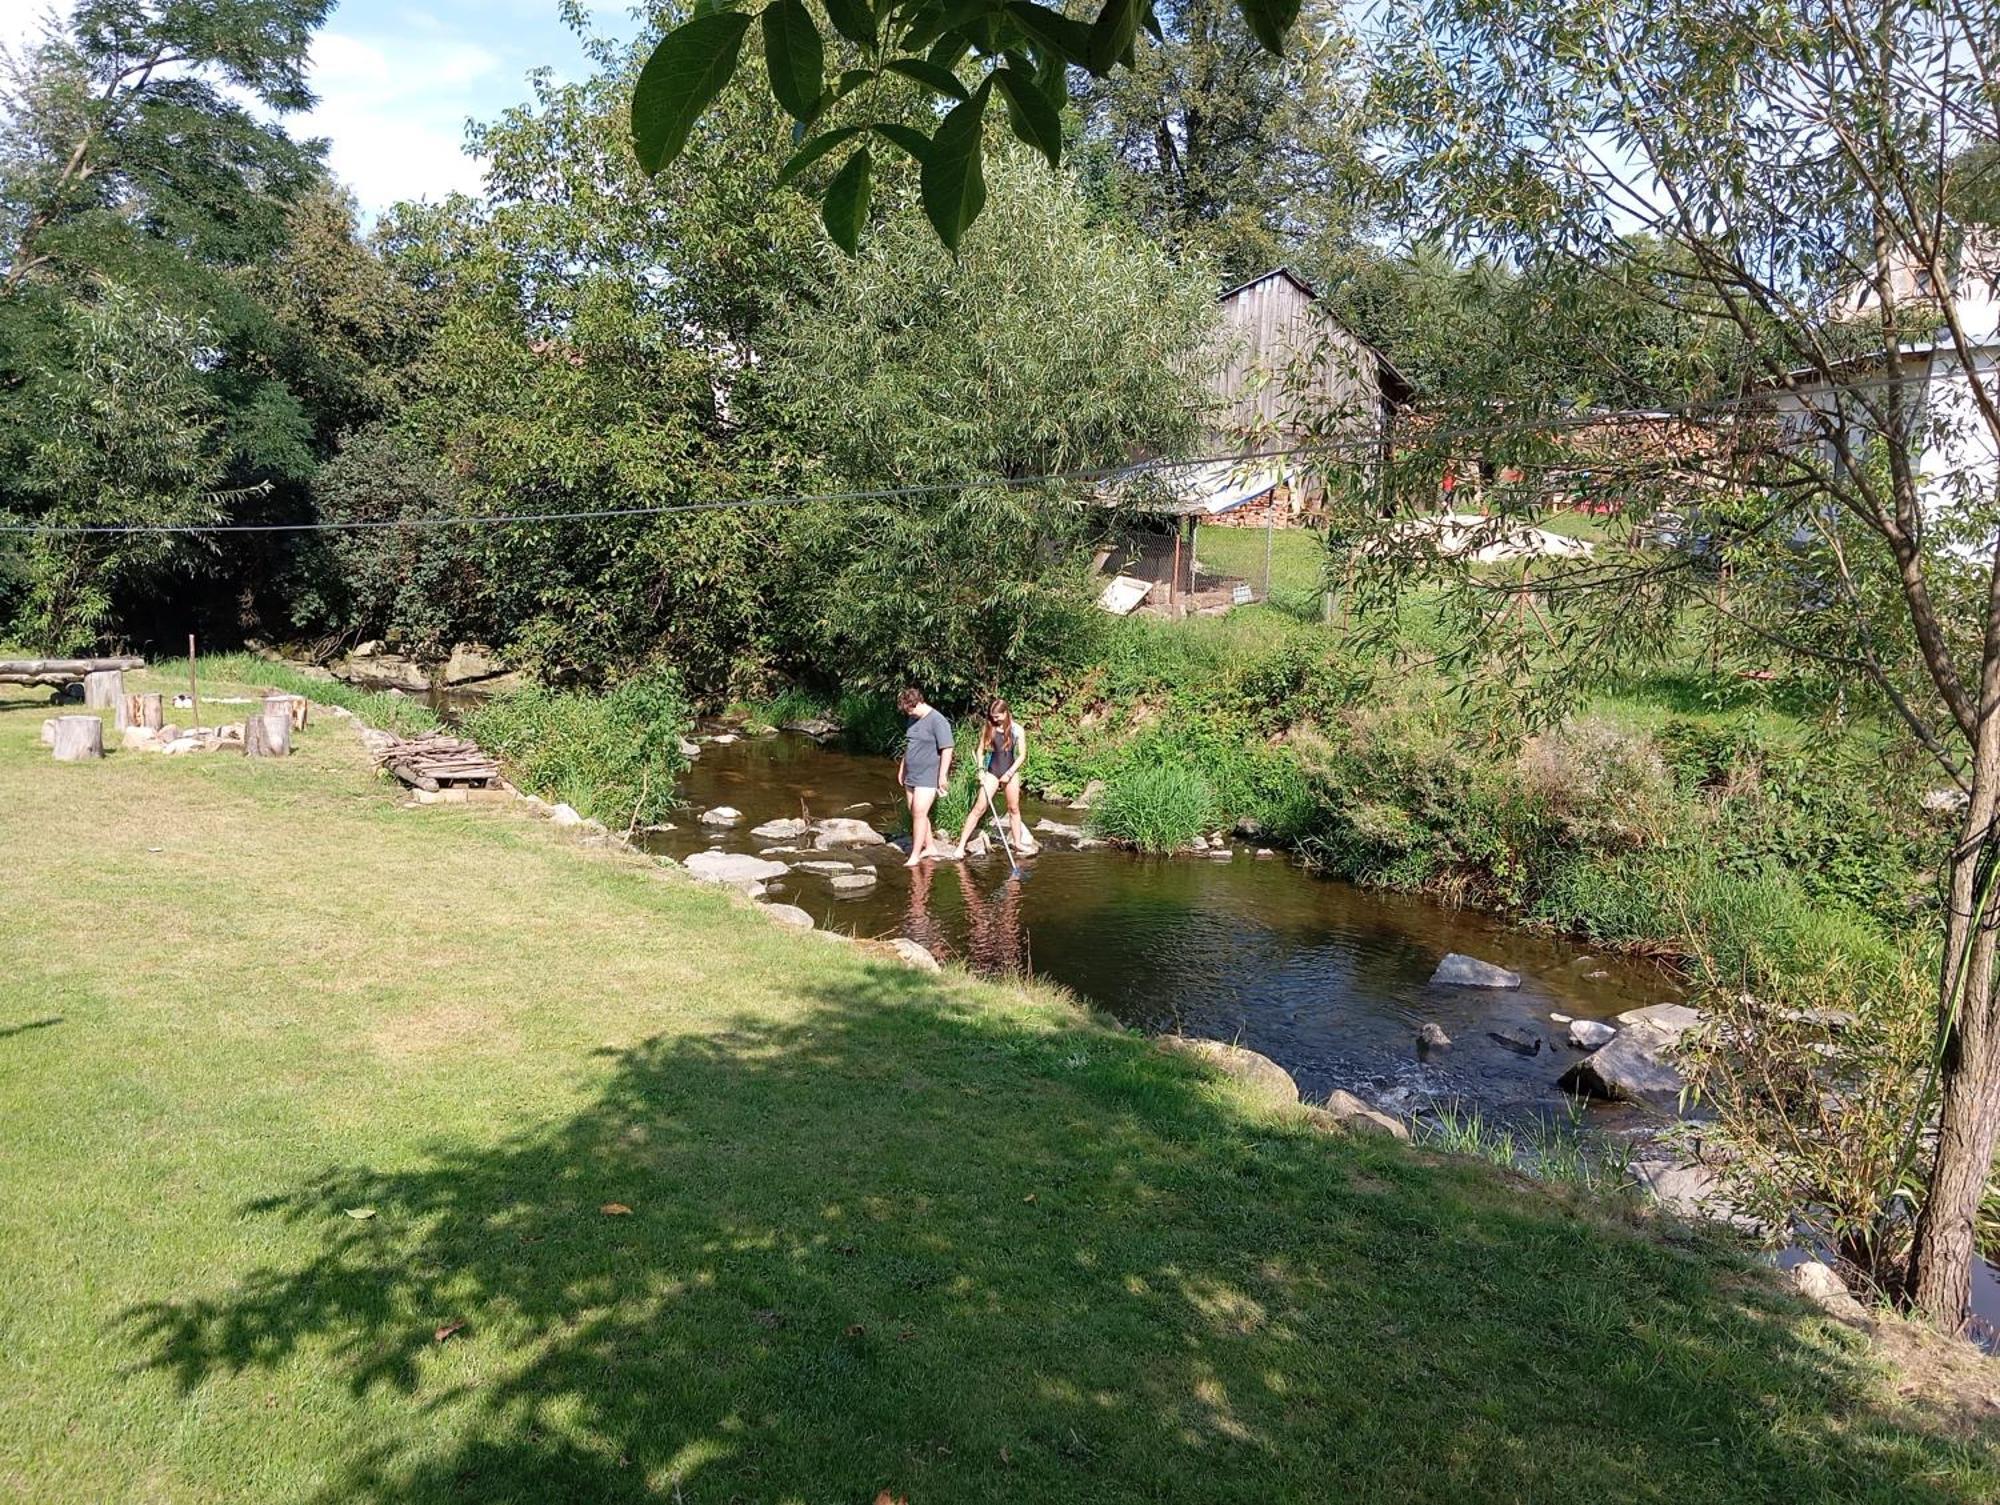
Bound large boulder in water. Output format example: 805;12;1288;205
1559;1023;1683;1105
814;817;887;847
1318;1089;1410;1141
684;851;790;890
1431;952;1521;988
1156;1036;1299;1112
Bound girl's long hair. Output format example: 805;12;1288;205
984;697;1013;751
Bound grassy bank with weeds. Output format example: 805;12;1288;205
0;689;1995;1501
194;652;444;737
463;667;692;827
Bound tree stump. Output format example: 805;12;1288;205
50;715;104;761
244;705;291;757
139;692;164;730
83;670;123;710
264;693;307;731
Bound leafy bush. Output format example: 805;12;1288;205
464;667;691;826
836;692;904;756
1088;762;1218;852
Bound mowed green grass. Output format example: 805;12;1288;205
0;688;1993;1503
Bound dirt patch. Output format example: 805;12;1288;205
1866;1313;2000;1440
368;1000;518;1063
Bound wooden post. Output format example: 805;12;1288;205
50;715;103;761
1169;521;1183;618
187;633;198;737
139;692;163;730
1263;513;1275;600
83;669;122;710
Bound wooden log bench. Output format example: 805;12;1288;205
0;657;145;690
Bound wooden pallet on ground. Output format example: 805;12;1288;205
372;732;502;792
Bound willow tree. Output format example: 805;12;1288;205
1367;0;2000;1328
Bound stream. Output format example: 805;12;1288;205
637;729;1677;1130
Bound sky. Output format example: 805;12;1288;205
1;0;637;217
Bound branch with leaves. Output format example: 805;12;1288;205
629;0;1300;250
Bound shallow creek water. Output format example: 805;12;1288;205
637;730;1678;1127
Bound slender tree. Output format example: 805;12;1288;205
1368;0;2000;1327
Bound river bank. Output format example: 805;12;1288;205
2;665;1996;1501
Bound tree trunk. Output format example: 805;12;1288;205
1910;784;2000;1331
83;669;122;710
50;715;103;761
138;692;163;731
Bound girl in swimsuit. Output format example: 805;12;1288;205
954;698;1034;856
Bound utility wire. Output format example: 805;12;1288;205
2;371;1990;538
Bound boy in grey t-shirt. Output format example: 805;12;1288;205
896;686;954;866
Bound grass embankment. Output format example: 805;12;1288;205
1;681;1994;1501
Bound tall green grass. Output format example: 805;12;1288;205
463;668;691;827
1087;762;1218;852
196;654;441;737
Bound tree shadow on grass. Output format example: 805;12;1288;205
123;962;1995;1503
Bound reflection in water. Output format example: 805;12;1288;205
642;731;2000;1343
953;862;1031;976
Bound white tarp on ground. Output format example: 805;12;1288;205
1379;512;1594;563
1096;574;1155;615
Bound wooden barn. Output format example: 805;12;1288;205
1096;269;1412;617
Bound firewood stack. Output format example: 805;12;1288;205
372;732;501;792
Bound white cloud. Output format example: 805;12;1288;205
302;31;501;214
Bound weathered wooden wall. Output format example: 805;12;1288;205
1210;272;1387;444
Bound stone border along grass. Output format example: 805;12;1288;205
328;691;1892;1327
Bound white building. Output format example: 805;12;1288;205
1768;243;2000;529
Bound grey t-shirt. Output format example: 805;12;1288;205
902;709;954;788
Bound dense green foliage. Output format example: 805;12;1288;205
463;668;693;826
0;2;392;649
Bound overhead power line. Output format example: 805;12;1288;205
2;375;1988;538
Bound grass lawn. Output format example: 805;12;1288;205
0;675;1994;1503
1192;523;1327;598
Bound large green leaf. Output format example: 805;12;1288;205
884;56;971;101
871;120;934;163
993;66;1061;168
920;82;989;251
822;144;873;254
778;124;865;183
1086;0;1138;77
1006;0;1094;66
632;10;754;174
821;0;878;50
762;0;826;122
1233;0;1298;54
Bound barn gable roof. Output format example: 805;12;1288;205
1218;266;1415;403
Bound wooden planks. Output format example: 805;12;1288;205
372;732;501;792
